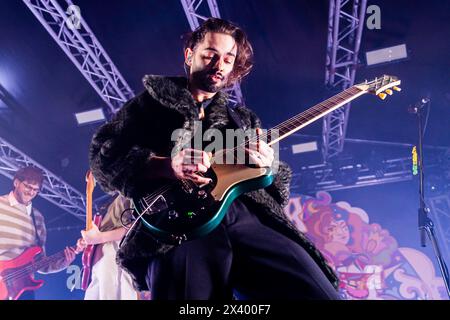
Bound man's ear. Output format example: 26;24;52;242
13;179;19;190
185;48;193;66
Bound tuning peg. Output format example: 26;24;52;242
385;89;393;95
393;86;401;92
378;92;387;100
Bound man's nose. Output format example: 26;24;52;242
213;57;225;70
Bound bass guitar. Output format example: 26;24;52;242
0;245;76;300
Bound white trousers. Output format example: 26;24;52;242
84;241;138;300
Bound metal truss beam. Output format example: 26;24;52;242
428;194;450;263
0;137;85;220
179;0;244;106
22;0;134;116
289;135;450;194
322;0;367;161
291;156;413;194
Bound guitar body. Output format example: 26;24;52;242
133;163;274;243
81;214;102;291
0;247;44;300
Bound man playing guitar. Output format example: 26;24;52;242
89;18;340;299
0;166;84;300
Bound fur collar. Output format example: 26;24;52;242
142;75;230;126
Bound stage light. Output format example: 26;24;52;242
291;141;318;154
365;44;408;66
74;108;105;125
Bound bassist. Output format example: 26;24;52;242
0;166;84;299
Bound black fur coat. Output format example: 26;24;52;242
89;75;339;291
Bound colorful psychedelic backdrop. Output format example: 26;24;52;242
285;191;447;300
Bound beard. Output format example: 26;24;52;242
190;68;229;93
14;191;33;205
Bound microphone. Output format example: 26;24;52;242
408;97;430;114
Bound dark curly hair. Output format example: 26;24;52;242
183;18;254;86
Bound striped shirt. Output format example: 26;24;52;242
0;192;69;273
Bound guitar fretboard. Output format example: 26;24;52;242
268;86;366;145
31;250;67;272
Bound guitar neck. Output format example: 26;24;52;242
267;86;366;145
31;247;72;272
85;170;95;231
86;196;92;230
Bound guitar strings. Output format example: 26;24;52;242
180;88;362;167
121;183;176;246
137;88;363;213
264;77;392;137
218;87;362;163
3;251;68;281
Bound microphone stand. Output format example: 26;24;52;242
414;99;450;298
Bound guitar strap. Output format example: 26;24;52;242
30;207;43;247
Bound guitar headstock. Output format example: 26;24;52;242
85;169;96;195
355;75;401;100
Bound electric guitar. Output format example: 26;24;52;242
0;246;76;300
132;75;401;244
81;170;102;291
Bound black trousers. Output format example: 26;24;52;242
146;200;341;300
